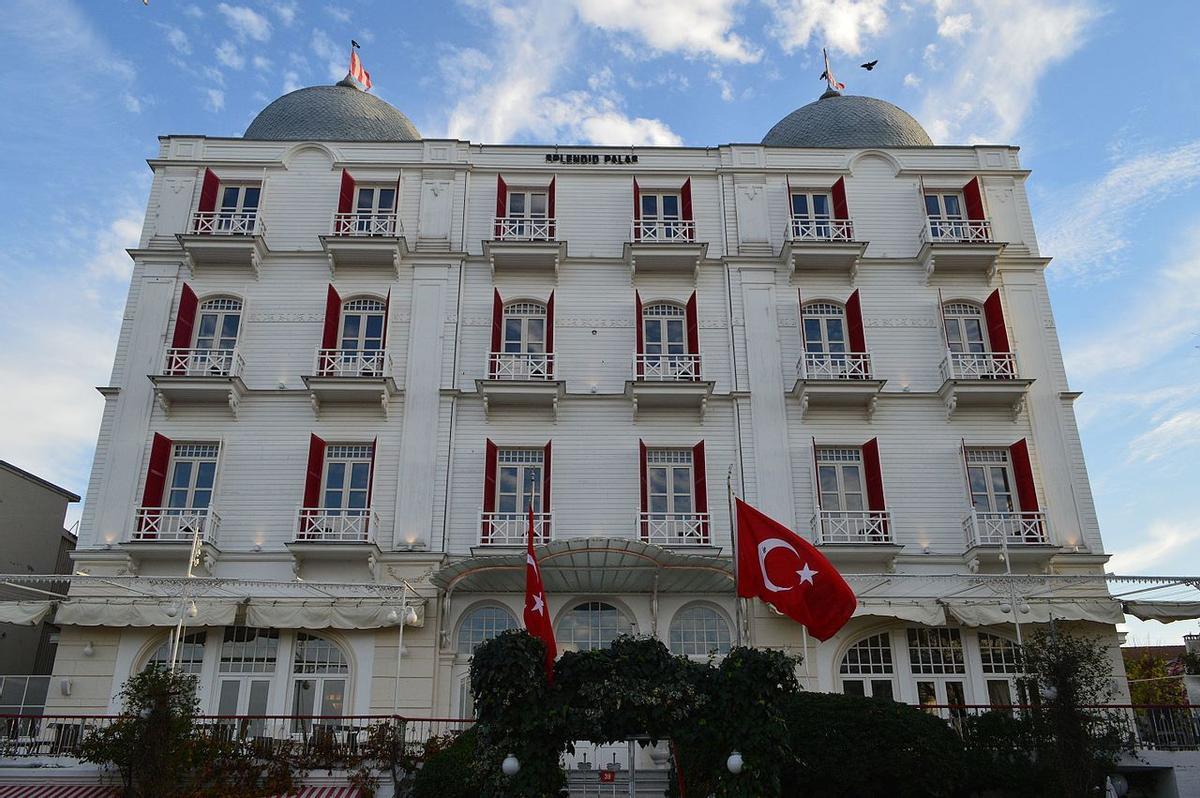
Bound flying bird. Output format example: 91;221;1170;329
861;60;878;71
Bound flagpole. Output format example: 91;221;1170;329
727;465;742;647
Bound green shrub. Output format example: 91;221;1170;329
412;728;481;798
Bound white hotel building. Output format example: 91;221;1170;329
33;77;1137;736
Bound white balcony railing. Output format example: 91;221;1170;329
639;512;710;546
488;352;555;380
479;512;552;546
162;347;244;378
799;352;873;380
295;507;378;543
331;211;399;237
963;510;1049;547
132;507;221;543
632;219;695;243
789;215;855;242
493;216;556;241
922;217;993;244
939;351;1018;381
316;349;388;378
189;210;264;236
634;353;702;382
813;510;892;544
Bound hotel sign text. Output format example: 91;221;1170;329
545;153;639;165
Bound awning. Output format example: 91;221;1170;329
433;537;734;594
273;787;360;797
854;600;945;626
945;599;1124;627
1122;600;1200;622
0;600;54;625
0;786;118;797
55;599;239;627
247;600;425;629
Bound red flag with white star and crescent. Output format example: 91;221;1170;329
523;507;557;681
735;498;856;641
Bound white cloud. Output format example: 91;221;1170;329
161;24;191;55
272;0;298;25
1109;519;1200;573
282;70;302;93
1130;410;1200;464
217;3;273;42
311;28;347;81
205;88;226;111
917;0;1098;143
766;0;888;56
1043;139;1200;281
326;5;352;23
709;68;735;101
253;55;272;71
216;41;246;70
184;4;204;18
571;0;761;63
903;72;920;87
122;92;142;113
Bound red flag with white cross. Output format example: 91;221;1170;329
523;507;556;681
735;498;856;641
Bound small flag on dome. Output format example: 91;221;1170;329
348;41;372;91
819;47;845;92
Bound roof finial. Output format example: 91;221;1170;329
818;47;845;98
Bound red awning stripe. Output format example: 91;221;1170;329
275;787;360;798
0;786;118;797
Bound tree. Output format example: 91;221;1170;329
1124;651;1187;705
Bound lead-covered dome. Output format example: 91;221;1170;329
762;90;932;148
244;81;421;142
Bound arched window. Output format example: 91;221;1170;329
802;302;847;356
502;302;547;356
942;302;987;354
669;605;731;657
145;631;207;675
194;297;242;352
457;605;519;655
556;601;634;653
290;633;350;723
339;298;386;353
642;303;687;361
978;632;1022;707
215;627;279;725
838;632;895;700
906;627;967;710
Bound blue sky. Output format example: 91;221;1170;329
1;1;1197;641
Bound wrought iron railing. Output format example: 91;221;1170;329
132;507;220;543
493;216;556;241
488;351;555;380
789;215;855;242
295;507;379;543
799;352;873;380
315;348;388;378
190;210;264;236
162;347;244;378
331;211;399;237
963;510;1049;547
939;351;1018;381
639;512;710;546
479;512;552;546
632;219;695;242
813;510;891;544
922;217;993;243
633;353;702;381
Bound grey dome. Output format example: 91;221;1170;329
762;91;932;148
244;83;420;142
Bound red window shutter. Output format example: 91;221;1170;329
141;433;173;508
303;434;327;508
547;177;556;236
831;177;849;220
483;439;498;514
490;289;503;377
494;176;507;237
685;291;699;357
321;284;342;354
963;177;985;221
845;289;866;353
862;438;886;512
197;168;219;214
545;291;555;354
543;440;552;513
634;291;645;378
680;178;694;240
983;289;1010;353
633;179;641;221
1010;439;1039;512
337;169;356;215
639;439;649;514
382;289;391;348
171;283;199;350
692;441;708;537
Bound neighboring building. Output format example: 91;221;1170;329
29;75;1134;751
0;461;78;677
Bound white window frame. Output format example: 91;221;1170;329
289;632;350;729
943;302;988;355
215;627;279;731
165;442;220;513
965;448;1017;514
639;191;681;222
506;189;548;220
977;631;1023;707
193;298;242;352
144;631;208;676
456;604;520;656
555;601;635;653
838;632;898;700
816;447;865;513
642;303;687;358
790;190;832;221
355;184;396;214
501;302;548;355
668;604;731;658
924;192;964;220
495;448;544;516
802;302;849;356
646;448;694;517
907;627;970;713
339;298;387;353
322;443;373;514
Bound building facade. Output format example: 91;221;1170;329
49;78;1127;727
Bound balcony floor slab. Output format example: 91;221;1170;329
939;378;1034;420
625;380;714;418
319;234;406;277
781;240;868;283
483;239;565;275
302;376;399;418
792;379;885;418
623;241;708;279
475;379;564;418
149;374;245;418
919;240;1007;282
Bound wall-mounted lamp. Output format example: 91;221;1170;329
60;679;72;696
82;641;95;658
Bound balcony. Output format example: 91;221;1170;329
625;354;713;418
319;212;406;277
288;507;381;579
302;349;398;418
813;509;901;567
639;512;711;547
918;218;1005;282
476;352;563;418
779;216;867;283
623;220;708;279
122;507;221;570
477;512;552;550
963;509;1056;567
791;353;884;418
150;347;246;418
177;211;267;278
938;351;1033;420
483;217;565;275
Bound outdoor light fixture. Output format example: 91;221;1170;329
82;641;94;658
502;754;521;776
188;600;198;618
165;605;178;618
386;609;400;624
726;751;744;774
404;606;419;626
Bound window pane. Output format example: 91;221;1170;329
248;680;270;715
221;187;240;209
195;462;216;489
365;315;384;339
378;189;395;211
218;681;240;715
220;315;240;342
499;466;518;494
292;679;316;717
357;188;374;209
498;494;517;513
943;195;961;217
871;680;894;701
945;681;966;706
917;681;936;706
924;195;940;216
197;314;218;340
842;466;862;494
821;492;840;510
508;194;525;215
641;195;657;217
819;466;839;494
987;680;1012;707
990;468;1011;495
842;680;865;696
350;463;370;490
645;319;661;345
844;493;865;511
171;462;192;489
527;319;545;349
649;467;667;496
320;679;346;716
530;194;547;216
826;319;845;343
811;195;829;217
667;320;684;344
804;319;823;349
791;194;808;216
968;467;988;494
504;318;523;350
242;188;260;209
662;195;679;218
341;315;361;341
325;462;345;490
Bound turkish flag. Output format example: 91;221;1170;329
523;507;557;681
735;498;856;641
